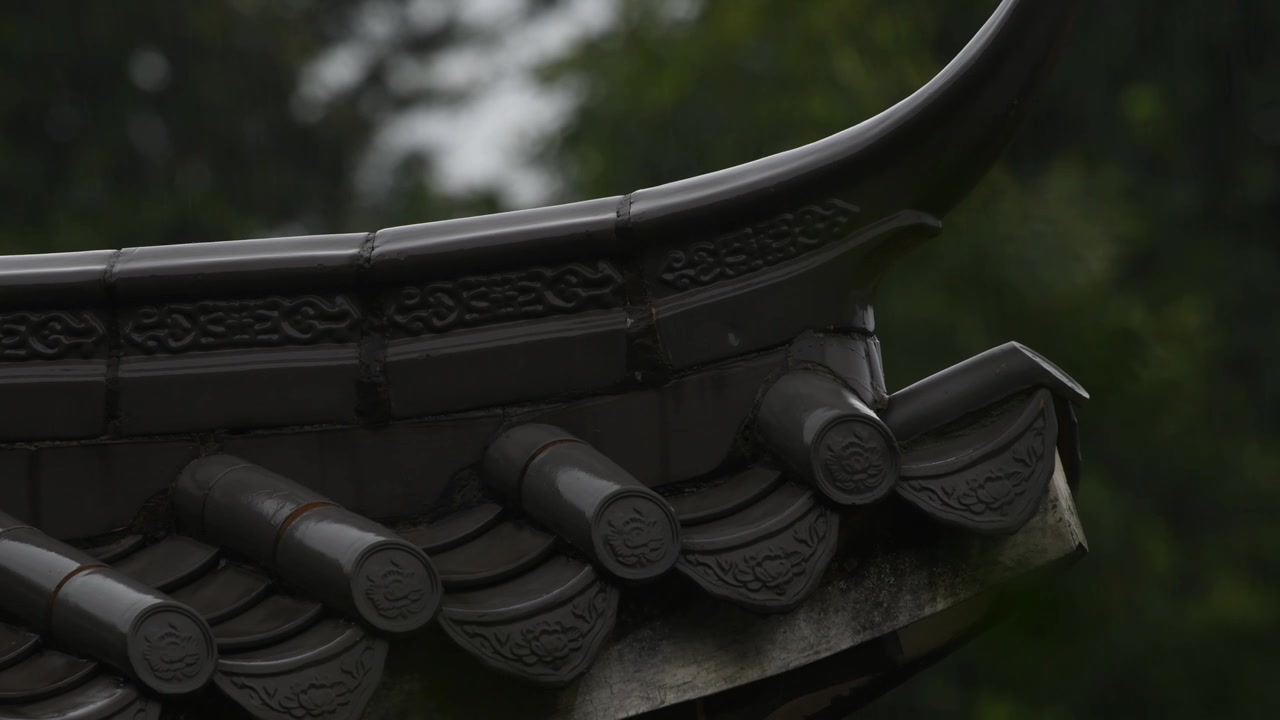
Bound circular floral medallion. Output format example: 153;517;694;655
352;544;440;633
593;491;681;581
813;417;899;505
129;605;215;695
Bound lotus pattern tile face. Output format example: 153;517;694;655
960;468;1025;515
140;619;205;683
932;415;1045;518
897;391;1063;534
452;581;615;681
511;620;585;671
680;504;835;609
363;558;426;620
227;641;378;720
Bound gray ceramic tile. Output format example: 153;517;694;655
117;345;360;434
348;416;502;521
0;250;114;308
218;428;367;508
220;413;501;522
34;439;199;539
0;360;107;441
520;350;785;486
112;233;366;300
386;310;627;417
649;212;937;370
372;196;621;280
0;447;32;524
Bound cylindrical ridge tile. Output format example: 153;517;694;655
176;456;440;633
0;512;216;695
757;371;900;506
483;424;681;582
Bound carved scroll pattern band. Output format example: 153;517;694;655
386;261;624;336
124;295;360;354
658;199;860;290
0;310;106;360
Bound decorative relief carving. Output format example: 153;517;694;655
0;309;106;360
596;497;680;573
897;394;1058;534
901;414;1048;528
225;641;379;720
140;618;206;685
604;504;670;566
679;504;837;612
129;608;215;695
124;295;360;354
945;426;1041;517
363;559;426;621
386;261;624;336
658;199;860;290
816;419;894;502
445;581;617;685
352;546;439;632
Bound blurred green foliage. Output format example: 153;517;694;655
1;0;1277;717
0;2;371;251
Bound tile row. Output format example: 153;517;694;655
0;347;782;539
0;340;1084;547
